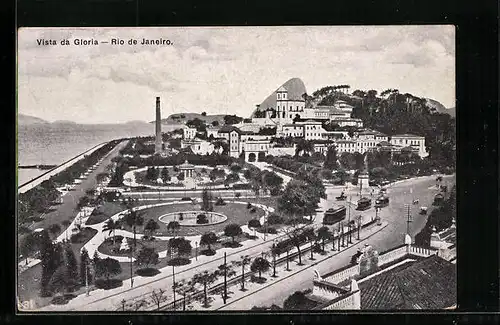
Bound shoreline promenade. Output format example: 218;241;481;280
18;142;110;194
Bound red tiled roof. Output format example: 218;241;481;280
359;255;456;309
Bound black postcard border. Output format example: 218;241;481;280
3;0;499;324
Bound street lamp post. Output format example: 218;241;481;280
309;239;314;260
85;263;89;296
195;241;198;261
341;223;345;247
272;244;277;277
223;252;227;304
286;249;290;271
337;226;341;249
357;216;361;240
129;252;133;288
332;230;336;251
172;265;176;309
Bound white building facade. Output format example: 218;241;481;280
390;134;428;158
183;126;197;140
276;86;306;123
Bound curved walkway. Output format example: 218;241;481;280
82;200;275;262
122;165;250;191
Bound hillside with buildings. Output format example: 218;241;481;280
151;113;227;126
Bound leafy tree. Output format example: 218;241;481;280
136;246;159;268
124;210;144;228
295;139;314;157
80;247;92;286
168;237;192;258
224;224;242;244
166;221;180;237
64;244;79;286
40;230;60;296
370;166;389;181
230;164;242;173
317;226;331;252
95;257;122;283
197;214;208;224
250;257;270;280
19;232;39;264
144;219;160;237
223;114;243;125
48;224;62;238
177;172;185;181
324;146;339;170
248;219;261;237
201;112;207;116
161;167;170;182
211;120;219;127
200;232;218;252
49;265;76;296
225;173;240;183
283;291;311;310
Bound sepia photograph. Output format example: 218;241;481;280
17;26;456;312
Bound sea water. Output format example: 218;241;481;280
16;123;177;185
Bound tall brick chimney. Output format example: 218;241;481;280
155;97;162;154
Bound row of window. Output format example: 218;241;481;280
276;105;304;111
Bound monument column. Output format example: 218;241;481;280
155;97;162;154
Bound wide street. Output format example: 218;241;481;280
17;140;129;303
219;174;455;310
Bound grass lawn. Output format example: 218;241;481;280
86;202;125;225
97;235;171;257
121;201;267;237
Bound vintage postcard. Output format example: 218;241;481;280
17;26;456;312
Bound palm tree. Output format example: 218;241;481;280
102;219;120;245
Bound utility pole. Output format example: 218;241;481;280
310;239;314;260
172;265;176;309
273;251;277;277
85;263;89;296
129;250;133;288
341;223;345;247
332;230;336;251
337;224;341;249
348;196;352;244
223;252;227;304
406;204;412;235
286;249;290;271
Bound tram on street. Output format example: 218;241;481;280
323;206;347;225
375;195;389;208
356;197;372;211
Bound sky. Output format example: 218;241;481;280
18;26;455;124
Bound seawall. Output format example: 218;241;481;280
18;142;110;194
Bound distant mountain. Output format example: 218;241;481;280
424;98;455;117
52;120;77;125
125;120;150;125
18;114;48;125
150;113;227;126
251;78;307;118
